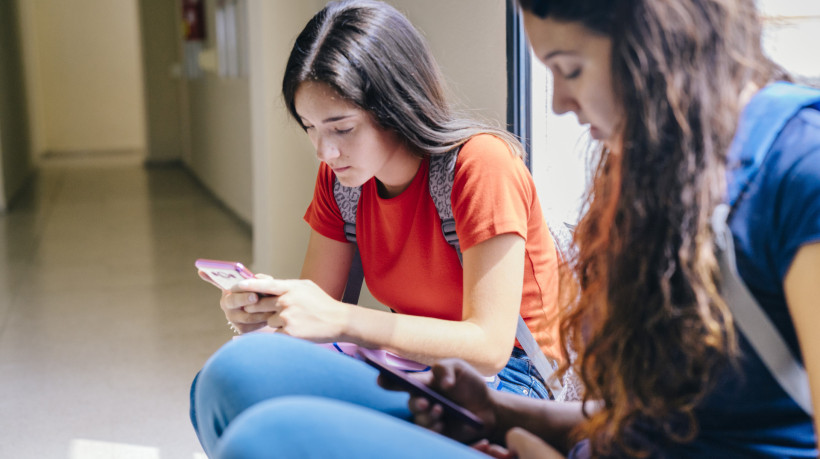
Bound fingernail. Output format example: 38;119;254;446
249;293;258;302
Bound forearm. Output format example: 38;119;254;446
489;392;589;453
341;305;514;375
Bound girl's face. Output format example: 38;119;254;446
294;81;420;196
522;12;622;146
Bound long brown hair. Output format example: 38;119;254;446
283;0;525;159
518;0;787;455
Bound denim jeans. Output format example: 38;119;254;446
190;334;551;456
494;346;552;399
214;396;489;459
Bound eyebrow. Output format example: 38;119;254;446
298;114;356;125
322;114;355;123
543;49;579;61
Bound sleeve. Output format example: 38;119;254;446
774;114;820;280
303;163;349;243
451;134;533;252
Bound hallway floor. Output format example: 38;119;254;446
0;153;251;458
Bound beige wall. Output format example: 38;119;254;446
185;76;254;222
17;0;45;163
180;0;254;223
0;0;34;210
392;0;507;126
247;0;324;276
27;0;146;154
248;0;508;293
138;0;184;164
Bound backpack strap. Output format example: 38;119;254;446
334;147;563;393
333;178;364;305
430;147;562;393
429;149;462;263
713;204;813;415
718;82;820;416
333;178;361;243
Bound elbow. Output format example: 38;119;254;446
473;346;512;376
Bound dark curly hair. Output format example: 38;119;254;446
517;0;788;456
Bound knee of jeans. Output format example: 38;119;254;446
214;397;343;458
199;334;290;387
190;370;201;428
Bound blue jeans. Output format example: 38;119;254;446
214;397;487;458
495;346;552;399
190;334;551;456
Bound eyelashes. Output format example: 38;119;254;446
564;68;581;79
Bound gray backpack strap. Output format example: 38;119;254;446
517;315;562;394
333;178;361;243
430;148;562;394
429;149;462;263
712;203;813;415
333;178;364;304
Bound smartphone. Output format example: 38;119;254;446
195;258;255;290
357;348;484;431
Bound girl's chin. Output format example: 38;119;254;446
335;173;369;188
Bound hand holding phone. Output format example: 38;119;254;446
358;348;485;431
195;258;255;290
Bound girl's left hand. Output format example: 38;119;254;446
235;275;351;342
505;427;565;459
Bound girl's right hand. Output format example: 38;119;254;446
199;271;274;334
405;358;498;443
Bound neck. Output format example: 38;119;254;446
376;153;423;198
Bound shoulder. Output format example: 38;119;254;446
757;106;820;278
769;106;820;178
793;105;820;127
458;133;516;161
455;134;524;175
781;105;820;142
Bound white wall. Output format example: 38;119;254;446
25;0;146;155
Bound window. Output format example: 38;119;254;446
506;6;588;227
759;1;820;86
512;2;820;227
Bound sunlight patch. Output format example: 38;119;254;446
69;439;160;459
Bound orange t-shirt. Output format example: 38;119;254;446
304;134;561;360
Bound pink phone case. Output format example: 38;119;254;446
195;258;255;290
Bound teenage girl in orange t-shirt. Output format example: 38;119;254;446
189;2;563;455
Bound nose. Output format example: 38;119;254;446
315;136;340;162
550;77;577;116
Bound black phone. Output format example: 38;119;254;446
358;348;485;431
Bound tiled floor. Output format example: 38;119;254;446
0;153;251;458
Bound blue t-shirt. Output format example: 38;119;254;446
687;97;820;457
569;88;820;458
